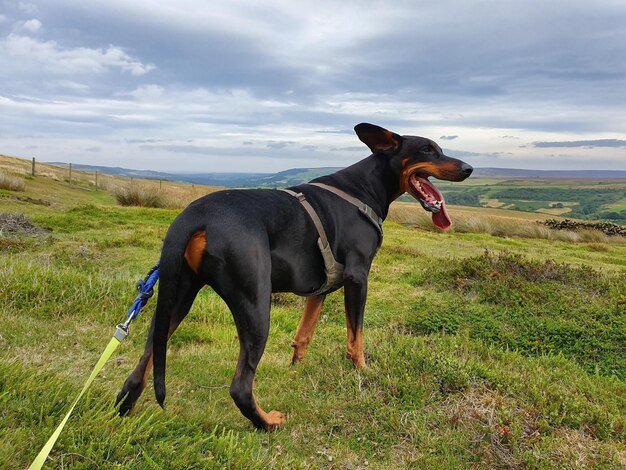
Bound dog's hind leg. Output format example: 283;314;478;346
290;294;325;365
212;259;285;430
116;272;202;416
229;294;286;431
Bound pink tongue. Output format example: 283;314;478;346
432;202;451;230
418;177;452;230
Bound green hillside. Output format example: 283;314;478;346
434;177;626;222
1;157;626;468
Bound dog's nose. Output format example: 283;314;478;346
461;163;473;177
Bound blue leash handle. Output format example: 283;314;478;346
119;261;160;331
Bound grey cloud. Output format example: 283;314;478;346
266;141;295;149
141;144;211;155
315;129;354;135
330;146;365;152
138;143;329;161
439;135;458;141
445;149;502;159
533;139;626;148
125;138;165;144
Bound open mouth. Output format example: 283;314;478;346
407;173;452;230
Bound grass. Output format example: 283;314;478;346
0;172;26;192
1;156;626;468
405;251;626;377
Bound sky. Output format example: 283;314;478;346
1;0;626;173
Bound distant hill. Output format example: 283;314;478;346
473;168;626;179
47;162;169;180
47;162;626;188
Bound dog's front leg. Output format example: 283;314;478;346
343;269;368;369
291;294;326;365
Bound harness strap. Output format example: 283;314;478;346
280;188;344;295
280;188;329;247
307;182;384;238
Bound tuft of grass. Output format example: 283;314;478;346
0;172;26;191
114;186;173;209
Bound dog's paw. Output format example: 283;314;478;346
346;351;367;369
290;350;304;366
115;377;144;416
116;389;134;416
263;410;287;431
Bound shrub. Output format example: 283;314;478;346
0;172;26;191
114;186;171;208
542;218;626;237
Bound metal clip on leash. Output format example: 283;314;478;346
115;261;160;341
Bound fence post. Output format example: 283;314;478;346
32;157;35;177
95;171;98;190
159;179;162;190
69;163;72;185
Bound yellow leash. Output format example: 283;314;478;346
29;262;159;469
29;328;127;470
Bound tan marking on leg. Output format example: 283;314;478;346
255;403;287;431
351;329;365;369
141;356;153;387
291;295;325;364
252;391;286;431
346;319;366;369
184;231;206;273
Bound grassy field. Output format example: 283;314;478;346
1;156;626;468
433;177;626;222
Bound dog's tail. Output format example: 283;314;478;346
153;214;201;408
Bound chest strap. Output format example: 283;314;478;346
280;189;344;295
307;182;384;239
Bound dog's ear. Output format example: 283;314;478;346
354;123;402;154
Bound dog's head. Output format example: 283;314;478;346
354;123;473;230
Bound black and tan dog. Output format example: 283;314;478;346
116;123;472;430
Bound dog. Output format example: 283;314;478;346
115;123;473;430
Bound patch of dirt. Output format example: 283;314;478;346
2;195;52;206
0;212;50;237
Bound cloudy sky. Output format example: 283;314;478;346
1;0;625;173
